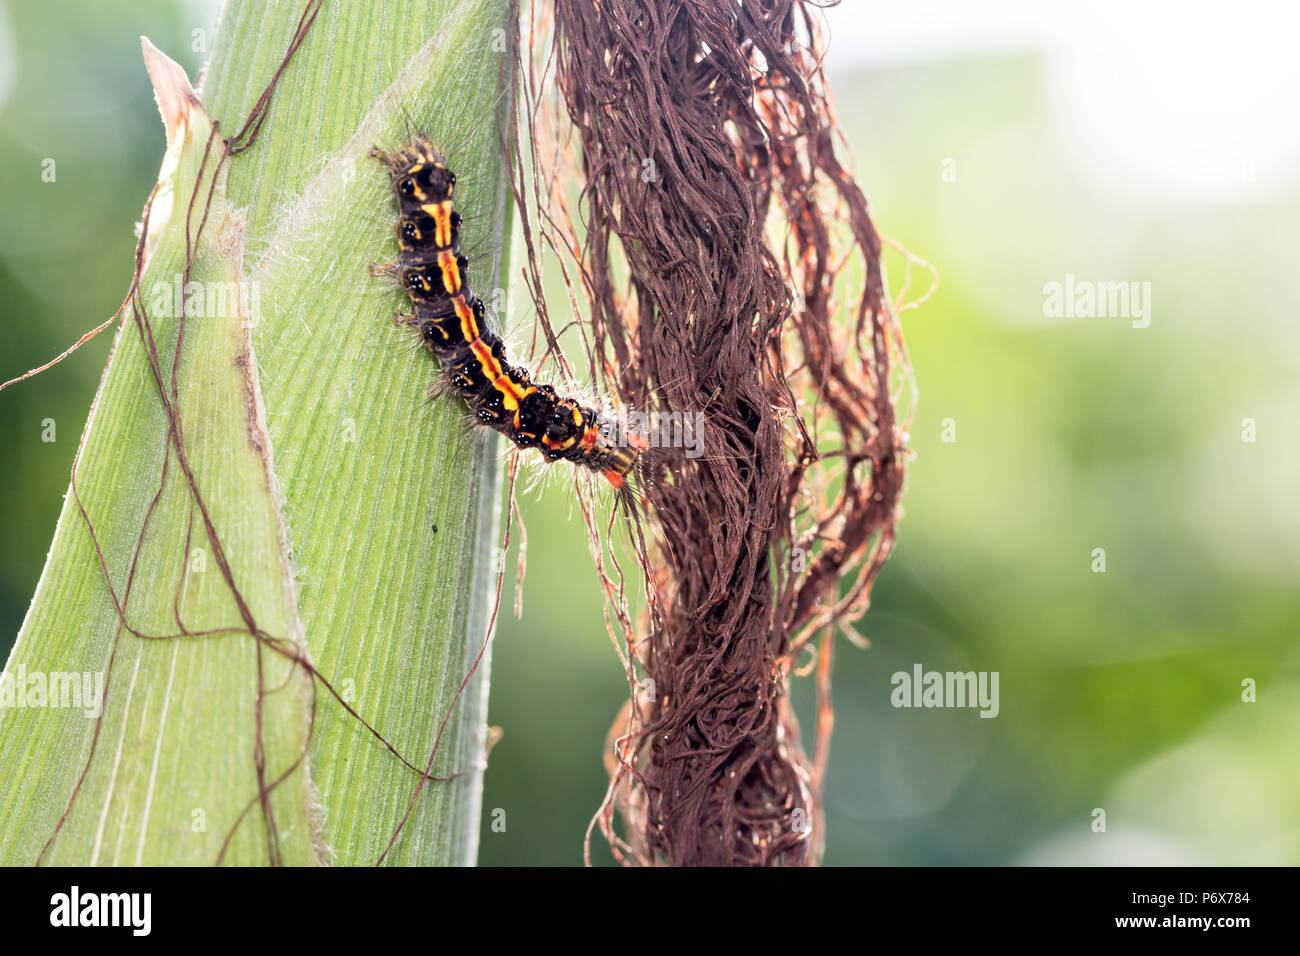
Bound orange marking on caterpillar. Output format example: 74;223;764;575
438;250;461;294
454;296;478;342
426;200;454;246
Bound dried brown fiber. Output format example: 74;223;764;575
514;0;913;866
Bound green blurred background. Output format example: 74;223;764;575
1;1;1296;865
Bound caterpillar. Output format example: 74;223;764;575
369;135;643;491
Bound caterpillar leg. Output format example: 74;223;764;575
369;259;400;278
393;308;417;327
368;145;394;164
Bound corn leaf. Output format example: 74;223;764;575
0;0;512;866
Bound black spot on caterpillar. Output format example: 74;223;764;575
369;134;645;491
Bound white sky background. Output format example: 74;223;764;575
819;0;1300;204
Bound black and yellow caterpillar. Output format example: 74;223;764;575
370;135;642;489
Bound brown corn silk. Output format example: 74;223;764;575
512;0;913;866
